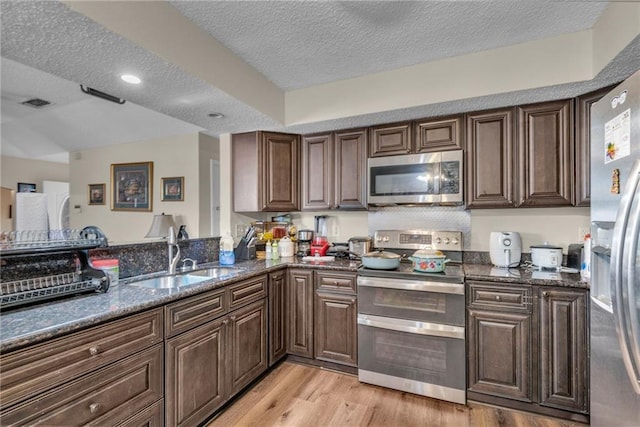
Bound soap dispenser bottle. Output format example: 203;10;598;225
220;234;235;265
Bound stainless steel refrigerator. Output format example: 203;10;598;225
590;69;640;426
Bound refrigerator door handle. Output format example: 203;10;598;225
611;158;640;394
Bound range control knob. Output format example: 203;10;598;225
435;237;442;244
452;238;459;245
444;238;450;244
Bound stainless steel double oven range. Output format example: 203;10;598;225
357;229;466;404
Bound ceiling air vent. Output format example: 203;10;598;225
21;98;51;108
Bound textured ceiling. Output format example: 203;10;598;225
169;0;608;90
1;0;638;163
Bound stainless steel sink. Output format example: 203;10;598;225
190;267;244;279
130;273;213;289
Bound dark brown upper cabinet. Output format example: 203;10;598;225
575;85;616;207
369;116;463;157
517;99;574;207
414;115;464;153
369;121;412;157
232;131;300;212
301;133;334;210
301;128;367;210
465;108;517;208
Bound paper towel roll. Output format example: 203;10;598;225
16;192;49;232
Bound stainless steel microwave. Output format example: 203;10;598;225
367;151;463;206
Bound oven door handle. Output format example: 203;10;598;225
357;314;465;339
357;276;464;295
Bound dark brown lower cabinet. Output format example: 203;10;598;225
287;269;314;358
268;270;287;366
166;317;227;427
467;309;532;401
466;281;589;422
314;291;357;366
539;288;588;413
165;275;268;427
228;299;268;395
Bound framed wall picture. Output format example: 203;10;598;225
17;182;36;193
88;183;106;205
161;176;184;201
110;162;153;211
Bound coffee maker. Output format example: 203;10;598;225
296;229;313;257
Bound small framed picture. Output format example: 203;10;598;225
161;177;184;201
17;182;36;193
111;162;153;211
88;183;106;205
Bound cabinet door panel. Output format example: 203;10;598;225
539;288;588;413
302;133;333;210
166;318;226;427
229;299;267;395
335;128;367;209
315;291;357;366
575;86;614;207
268;270;287;366
261;132;300;211
468;309;532;401
287;269;314;358
465;109;516;208
517;100;574;207
369;122;412;157
415;115;463;152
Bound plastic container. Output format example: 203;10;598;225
266;241;272;258
272;240;279;260
279;236;294;257
220;234;235;265
92;258;119;286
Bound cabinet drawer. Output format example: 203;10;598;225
468;282;532;311
228;275;267;310
165;288;227;337
316;271;356;294
1;344;163;426
0;308;163;409
115;399;164;427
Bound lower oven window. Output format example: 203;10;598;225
358;323;465;390
358;286;465;326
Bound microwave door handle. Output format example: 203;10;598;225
611;158;640;394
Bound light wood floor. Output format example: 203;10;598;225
208;362;586;427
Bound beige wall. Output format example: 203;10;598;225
198;133;220;237
69;133;203;244
1;156;69;191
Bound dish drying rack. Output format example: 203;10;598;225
0;228;110;310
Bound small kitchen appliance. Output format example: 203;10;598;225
310;236;330;257
296;229;313;257
348;236;372;259
530;243;563;270
489;231;522;268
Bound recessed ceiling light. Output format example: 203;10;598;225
121;74;141;84
208;113;225;119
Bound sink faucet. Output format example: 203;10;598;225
181;257;197;271
167;226;181;274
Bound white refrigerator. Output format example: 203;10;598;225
590;68;640;426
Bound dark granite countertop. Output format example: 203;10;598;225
463;263;589;289
0;257;360;353
2;258;590;353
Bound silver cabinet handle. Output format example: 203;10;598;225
89;346;100;356
89;402;101;414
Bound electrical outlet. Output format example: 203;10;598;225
578;227;590;241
